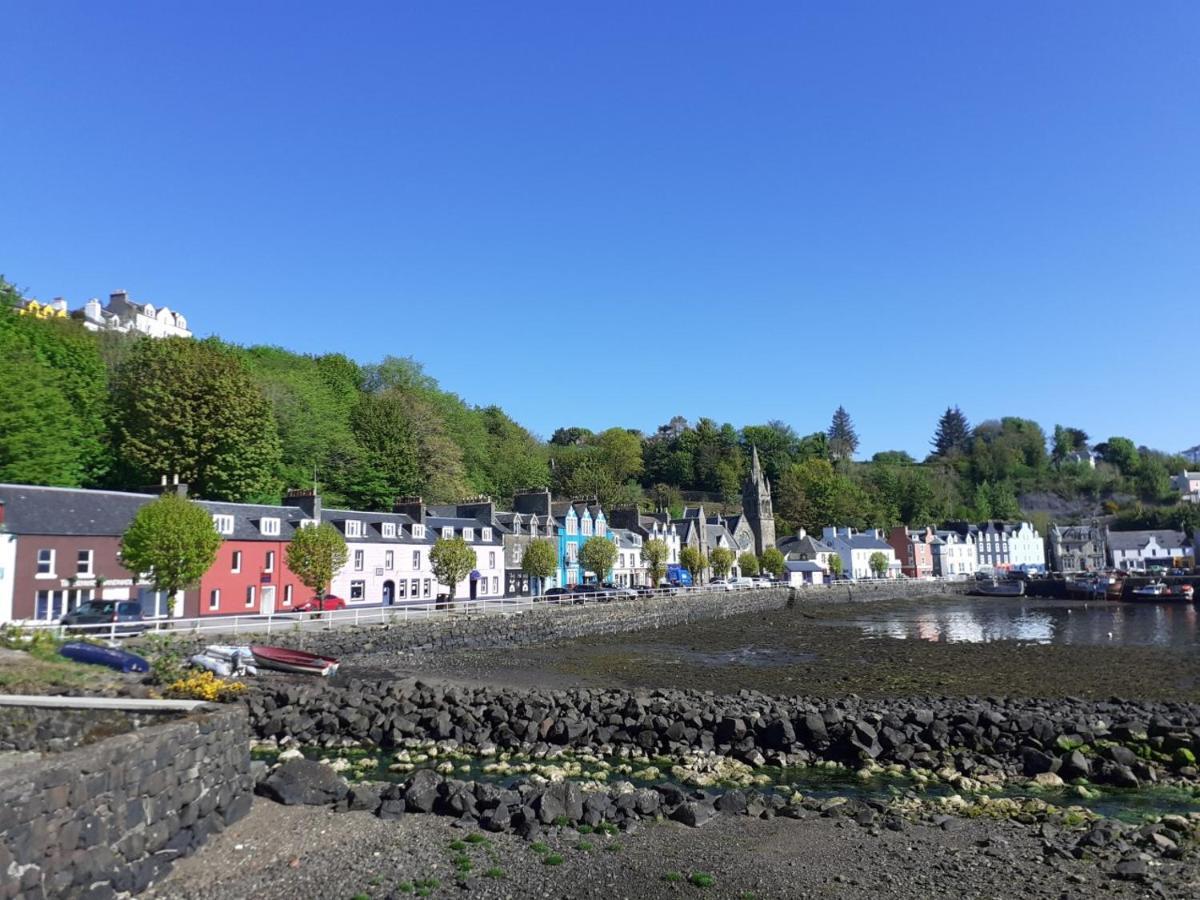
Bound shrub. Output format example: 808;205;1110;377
166;670;246;702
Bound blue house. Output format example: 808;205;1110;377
552;500;612;586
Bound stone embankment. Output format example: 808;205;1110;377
0;706;252;899
242;679;1200;883
165;581;963;661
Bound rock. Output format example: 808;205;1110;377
346;784;382;813
1059;749;1091;781
670;799;716;828
1032;772;1064;788
257;759;349;806
403;769;442;813
715;790;747;815
1112;858;1148;881
1021;747;1059;776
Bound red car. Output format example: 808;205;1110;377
295;594;346;612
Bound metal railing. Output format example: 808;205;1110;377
6;574;968;641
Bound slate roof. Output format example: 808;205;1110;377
777;533;834;557
1107;530;1191;553
611;528;643;550
785;560;824;572
198;499;310;541
0;483;157;536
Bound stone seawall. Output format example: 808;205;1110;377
165;581;965;662
0;705;252;898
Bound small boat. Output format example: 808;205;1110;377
970;579;1026;597
190;645;258;677
1129;582;1195;602
59;641;150;674
1066;574;1112;599
249;644;339;676
1106;575;1126;601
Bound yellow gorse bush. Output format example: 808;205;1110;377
167;670;247;702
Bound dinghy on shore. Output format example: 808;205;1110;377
59;641;150;673
249;645;339;676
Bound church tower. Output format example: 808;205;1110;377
743;445;776;555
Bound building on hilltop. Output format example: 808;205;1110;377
76;290;192;338
14;298;69;319
1170;471;1200;503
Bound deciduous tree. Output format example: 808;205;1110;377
579;536;618;586
868;551;890;578
120;493;221;614
430;536;476;600
680;545;707;584
521;538;558;595
759;547;785;579
737;552;759;576
643;539;670;587
709;546;734;579
286;522;349;604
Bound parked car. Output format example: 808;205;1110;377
541;587;568;601
61;600;146;636
729;577;755;590
295;594;346;613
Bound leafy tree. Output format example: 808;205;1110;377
110;338;282;502
1096;436;1139;476
1135;457;1173;503
738;552;760;577
828;554;844;578
478;406;550;501
430;536;476;600
286;522;349;603
592;428;644;483
827;406;859;462
680;545;707;584
120;493;221;614
740;421;801;485
550;426;594;447
579;536;618;585
346;389;422;508
931;406;971;457
868;551;890;578
643;538;670;587
0;346;86;485
709;546;734;579
759;547;785;579
521;538;558;594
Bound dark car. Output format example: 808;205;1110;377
295;594;346;613
541;588;568;600
61;600;146;636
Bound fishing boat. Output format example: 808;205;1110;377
1065;574;1111;599
1129;582;1195;603
1106;574;1127;601
59;641;150;674
249;644;339;676
969;578;1026;597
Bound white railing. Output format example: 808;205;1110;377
6;574;969;641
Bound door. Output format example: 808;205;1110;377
382;580;394;606
261;586;276;616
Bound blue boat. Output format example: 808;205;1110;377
59;641;150;674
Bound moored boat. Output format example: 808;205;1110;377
1129;582;1195;602
249;644;339;676
970;579;1026;597
59;641;150;673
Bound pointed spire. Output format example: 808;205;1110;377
751;444;762;480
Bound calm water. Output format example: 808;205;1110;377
835;598;1199;648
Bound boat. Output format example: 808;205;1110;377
1066;574;1112;599
249;644;339;676
970;578;1026;597
1106;574;1127;601
1129;582;1195;603
59;641;150;674
190;645;258;677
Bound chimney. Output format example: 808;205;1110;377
797;527;807;539
141;477;189;497
457;496;495;523
393;495;426;523
285;488;321;522
0;499;6;529
513;488;552;517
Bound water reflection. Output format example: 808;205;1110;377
848;599;1198;647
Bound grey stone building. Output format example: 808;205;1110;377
1048;524;1107;572
742;446;776;555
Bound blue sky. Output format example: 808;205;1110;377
2;2;1197;457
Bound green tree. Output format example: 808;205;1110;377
643;538;670;587
931;406;971;457
286;522;349;604
119;493;222;615
346;389;422;508
430;536;477;601
828;554;844;578
710;546;734;579
868;551;890;578
111;338;282;501
579;536;618;585
680;545;707;584
0;347;86;485
827;406;859;462
1096;436;1140;476
521;538;558;595
740;421;801;486
737;551;760;577
759;547;785;579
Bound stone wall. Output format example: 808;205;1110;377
0;707;180;754
0;705;252;898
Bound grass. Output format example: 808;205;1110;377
483;867;505;879
663;872;684;883
543;853;564;866
464;833;489;845
529;842;550;854
452;855;472;873
604;841;623;853
575;840;594;852
576;824;594;834
448;839;466;851
689;873;716;888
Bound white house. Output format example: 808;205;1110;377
932;530;978;577
1107;530;1193;571
821;527;900;580
783;559;826;586
1006;522;1046;572
0;519;15;624
777;528;837;574
77;290;192;339
611;529;648;587
1171;471;1200;503
945;521;1045;573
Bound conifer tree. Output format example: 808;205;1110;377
931;406;971;456
827;406;859;462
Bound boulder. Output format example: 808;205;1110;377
257;759;349;806
670;799;716;828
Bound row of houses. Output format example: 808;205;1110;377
15;289;193;339
1047;525;1195;573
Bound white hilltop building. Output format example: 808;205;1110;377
77;290;192;338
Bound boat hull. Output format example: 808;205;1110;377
250;644;339;677
59;641;150;673
970;582;1026;597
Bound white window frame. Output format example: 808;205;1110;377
412;524;425;539
482;527;493;542
382;522;396;539
231;550;242;574
354;549;364;571
489;551;496;570
36;549;55;577
212;514;234;535
345;520;363;538
208;589;220;610
260;517;280;537
385;550;394;570
245;585;256;608
76;549;93;576
265;550;275;573
582;518;593;536
350;580;365;601
412;550;421;569
442;527;453;539
463;527;474;542
566;516;577;535
283;584;293;606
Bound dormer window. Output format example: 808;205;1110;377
412;524;426;539
463;527;474;542
582;517;593;536
566;516;577;535
345;520;363;538
482;527;492;542
299;519;317;529
441;526;453;539
212;514;234;535
260;517;280;537
382;522;396;539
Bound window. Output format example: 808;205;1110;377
231;550;242;574
423;579;431;598
463;527;474;542
412;524;425;539
620;553;626;568
36;549;55;576
345;520;363;538
76;549;93;576
300;519;317;529
412;550;421;569
513;544;524;564
354;549;364;571
350;580;365;600
139;589;170;619
265;550;275;572
489;551;496;570
492;577;499;595
582;518;593;536
212;514;234;535
208;589;220;610
382;522;396;538
246;585;256;608
284;585;293;606
410;578;420;598
385;550;394;570
441;527;453;539
482;528;492;542
567;543;578;563
35;589;88;622
566;516;577;535
260;517;280;537
398;580;408;599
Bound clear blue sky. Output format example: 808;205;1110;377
3;2;1197;457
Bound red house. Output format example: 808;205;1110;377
886;526;936;579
